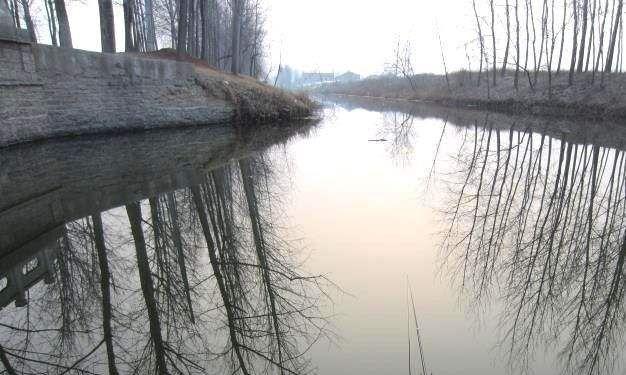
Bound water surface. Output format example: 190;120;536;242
1;98;625;375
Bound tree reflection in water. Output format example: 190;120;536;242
0;154;333;374
439;117;626;375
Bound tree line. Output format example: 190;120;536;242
469;0;624;89
4;0;266;76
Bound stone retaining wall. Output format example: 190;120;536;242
0;40;234;147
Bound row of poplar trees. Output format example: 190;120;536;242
469;0;624;88
4;0;265;76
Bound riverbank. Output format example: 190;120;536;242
322;94;626;152
0;40;316;148
315;71;626;121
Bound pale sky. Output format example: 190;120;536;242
33;0;479;77
265;0;475;76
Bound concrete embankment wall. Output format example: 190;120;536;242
0;40;234;147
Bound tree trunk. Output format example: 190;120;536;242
578;0;590;72
211;0;219;66
490;0;497;86
615;12;624;73
92;214;120;375
97;0;116;52
144;0;157;51
556;0;567;74
502;0;512;76
166;0;176;47
584;0;598;71
11;0;20;28
238;160;286;375
515;0;520;88
605;0;623;72
20;0;37;42
54;0;72;48
529;0;538;73
187;0;196;56
177;0;188;55
123;0;136;51
594;0;610;78
231;0;241;74
201;0;209;61
534;0;548;84
472;0;485;86
524;0;531;71
44;0;58;46
190;186;250;375
569;0;579;85
126;203;168;375
166;193;195;324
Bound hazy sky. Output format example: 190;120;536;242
265;0;474;76
41;0;477;77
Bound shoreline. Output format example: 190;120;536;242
322;93;626;152
315;72;626;121
0;41;316;148
323;93;622;121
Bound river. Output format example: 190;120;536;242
0;96;625;375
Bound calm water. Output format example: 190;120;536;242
1;97;625;375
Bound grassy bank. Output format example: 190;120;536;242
144;49;317;124
315;70;626;120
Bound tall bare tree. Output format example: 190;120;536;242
605;0;624;72
54;0;72;48
578;0;591;72
231;0;242;74
502;0;512;76
98;0;116;52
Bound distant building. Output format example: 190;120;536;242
335;71;361;83
300;72;335;86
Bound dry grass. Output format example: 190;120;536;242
137;49;319;124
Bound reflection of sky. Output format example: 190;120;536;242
282;106;558;375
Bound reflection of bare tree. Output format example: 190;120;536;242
0;152;333;375
380;111;416;162
441;124;626;374
127;202;169;374
92;213;120;375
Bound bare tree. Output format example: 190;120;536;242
54;0;72;48
569;0;580;84
92;213;120;375
490;0;497;85
126;202;168;375
605;0;623;72
502;0;512;76
231;0;242;74
578;0;591;72
98;0;116;52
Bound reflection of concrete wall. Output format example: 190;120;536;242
0;123;313;254
0;39;233;147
